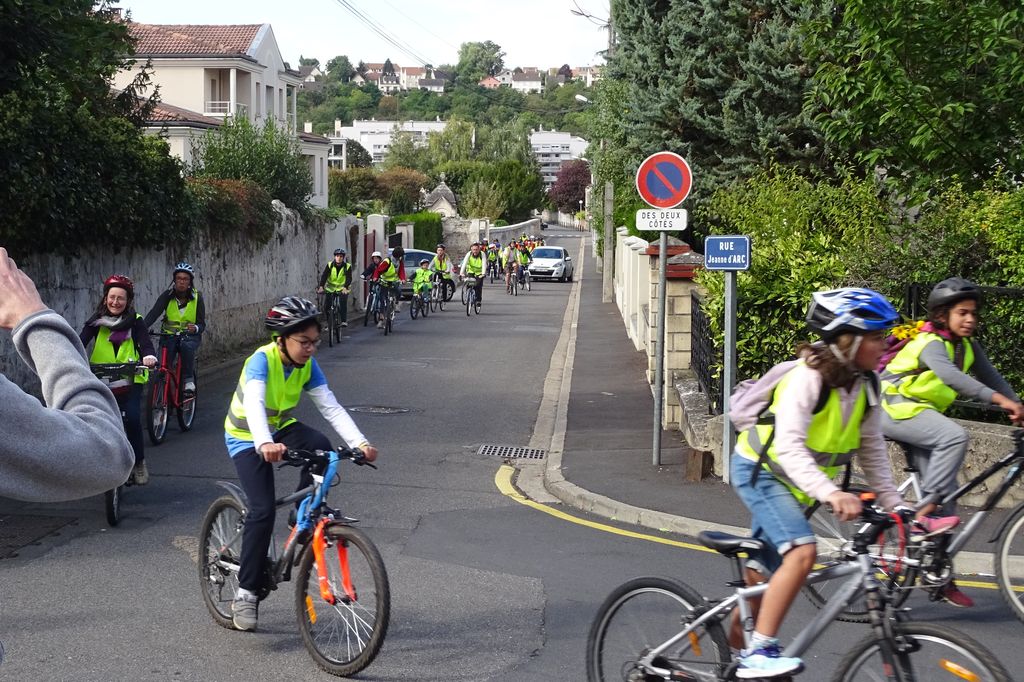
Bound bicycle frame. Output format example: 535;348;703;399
640;556;888;681
896;438;1024;559
154;332;192;410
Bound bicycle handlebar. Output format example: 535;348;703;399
90;362;149;379
281;446;377;470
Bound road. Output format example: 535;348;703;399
1;230;1023;680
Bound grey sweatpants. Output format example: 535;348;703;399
881;409;968;515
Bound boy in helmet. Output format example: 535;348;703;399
316;248;353;328
144;261;205;394
224;296;378;632
881;277;1024;607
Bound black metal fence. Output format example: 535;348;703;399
905;283;1024;418
691;290;723;415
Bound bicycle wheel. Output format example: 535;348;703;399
444;279;455;301
333;300;343;344
410;295;419;319
803;488;916;622
437;286;446;311
177;371;197;432
473;293;481;315
466;289;473;316
295;523;391;678
363;293;373;327
104;485;123;526
384;297;393;335
995;501;1024;624
421;294;429;317
586;576;729;682
524;273;531;292
833;621;1010;681
199;495;245;630
460;282;468;305
146;371;168;445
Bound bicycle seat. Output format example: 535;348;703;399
698;531;763;556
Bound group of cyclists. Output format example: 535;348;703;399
316;233;550;330
82;262;204;486
728;279;1024;679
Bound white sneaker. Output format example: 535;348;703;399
376;321;384;329
341;322;348;327
735;642;803;679
184;380;196;393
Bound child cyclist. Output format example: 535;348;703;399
224;296;379;632
729;288;957;679
881;277;1024;607
412;258;433;304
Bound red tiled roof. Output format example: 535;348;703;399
147;101;222;127
128;23;262;57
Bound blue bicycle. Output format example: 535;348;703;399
199;447;390;677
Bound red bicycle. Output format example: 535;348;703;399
146;331;198;445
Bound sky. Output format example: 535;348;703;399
117;0;609;71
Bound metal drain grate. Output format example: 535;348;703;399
478;444;547;460
347;405;410;415
0;514;75;559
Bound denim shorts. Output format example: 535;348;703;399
730;453;817;576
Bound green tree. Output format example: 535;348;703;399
460;177;507;220
383;128;430;172
377;166;429;215
426;119;475;165
329;166;379;211
326;55;356;82
470;159;544;222
0;0;196;254
806;0;1024;190
191;117;312;212
344;139;373;168
298;56;319;68
548;160;591;212
453;41;505;85
477;118;534;164
597;0;827;236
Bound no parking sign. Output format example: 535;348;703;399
635;152;693;209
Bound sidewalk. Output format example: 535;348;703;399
536;237;751;539
533;237;999;574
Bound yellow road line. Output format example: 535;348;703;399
495;465;1011;591
495;465;715;553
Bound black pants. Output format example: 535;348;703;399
325;291;348;323
232;421;331;593
116;383;144;464
470;274;484;302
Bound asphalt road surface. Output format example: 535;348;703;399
1;231;1022;680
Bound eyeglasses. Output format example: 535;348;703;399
289;336;321;349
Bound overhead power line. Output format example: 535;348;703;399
330;0;436;67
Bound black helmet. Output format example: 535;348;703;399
392;246;405;259
333;248;345;256
806;288;900;341
928;277;981;309
265;296;320;334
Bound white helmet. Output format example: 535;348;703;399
371;251;383;259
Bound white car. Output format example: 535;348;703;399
527;246;575;282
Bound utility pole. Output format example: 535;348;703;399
601;17;616;304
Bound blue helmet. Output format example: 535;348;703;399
806;288;899;341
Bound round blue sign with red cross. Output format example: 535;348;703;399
635;152;693;209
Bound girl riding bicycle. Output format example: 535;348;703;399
223;296;378;632
880;277;1024;607
729;288;932;679
80;275;157;486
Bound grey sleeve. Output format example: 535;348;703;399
968;341;1019;402
919;340;995;403
3;310;135;502
142;290;170;329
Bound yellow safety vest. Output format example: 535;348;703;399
379;259;399;283
465;253;484;276
224;342;312;440
516;250;530;265
430;255;451;278
325;262;350;293
736;366;868;505
90;315;148;385
881;332;975;420
162;292;199;333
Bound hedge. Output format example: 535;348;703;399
389;212;443;251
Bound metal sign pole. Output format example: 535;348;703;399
721;270;738;483
653;231;668;466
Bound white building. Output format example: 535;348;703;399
330;118;448;166
113;22;329;207
530;127;590;190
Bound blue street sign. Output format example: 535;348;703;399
704;235;751;271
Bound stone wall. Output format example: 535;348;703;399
1;203;327;391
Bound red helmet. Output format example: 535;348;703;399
104;274;134;296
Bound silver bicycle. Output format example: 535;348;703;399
586;501;1010;681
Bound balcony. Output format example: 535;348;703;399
204;101;249;118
